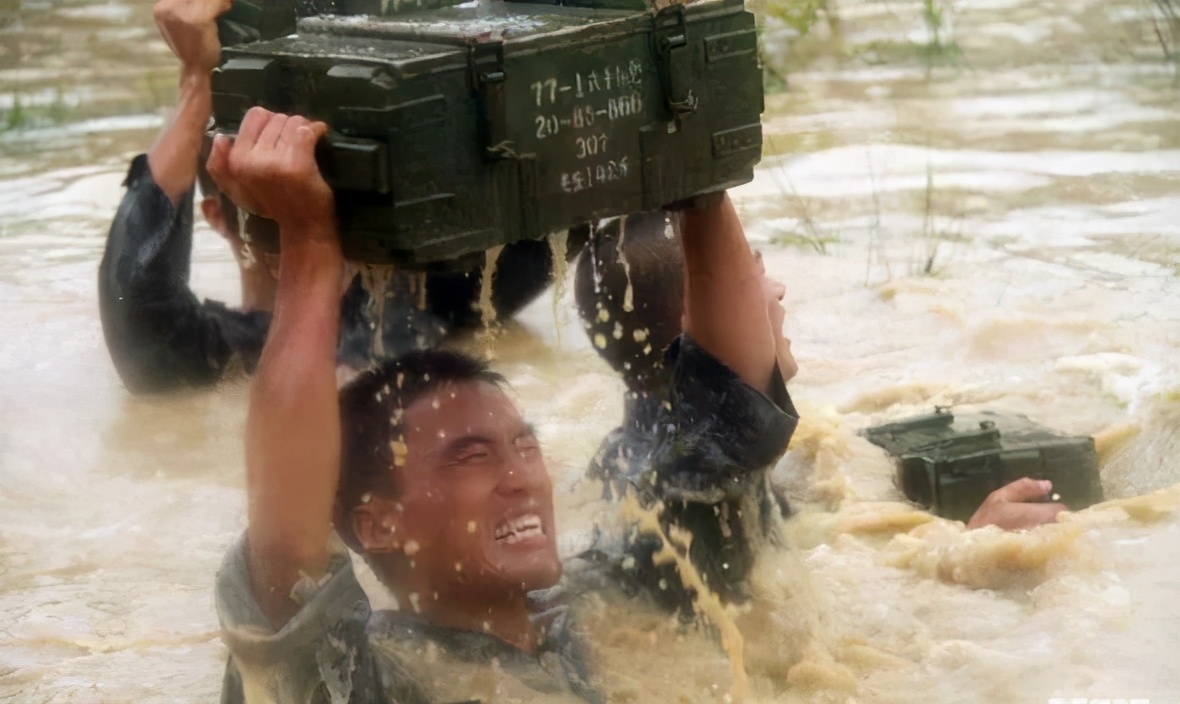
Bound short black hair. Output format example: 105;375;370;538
334;349;505;551
574;212;684;392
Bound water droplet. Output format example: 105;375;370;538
391;439;408;467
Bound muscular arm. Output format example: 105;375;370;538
148;70;212;204
678;194;778;395
208;109;342;628
245;233;343;627
96;0;270;393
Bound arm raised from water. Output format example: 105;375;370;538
149;0;229;202
208;107;343;628
677;193;779;394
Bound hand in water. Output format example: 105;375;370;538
967;477;1066;530
206;108;335;235
153;0;231;74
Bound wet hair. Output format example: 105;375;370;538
574;211;684;392
334;349;506;551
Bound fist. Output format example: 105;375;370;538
967;477;1066;531
154;0;231;73
206;108;335;234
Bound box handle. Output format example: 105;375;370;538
204;130;391;195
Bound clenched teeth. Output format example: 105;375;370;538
493;514;543;543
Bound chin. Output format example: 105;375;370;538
494;550;563;591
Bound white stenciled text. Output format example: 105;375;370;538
560;157;629;194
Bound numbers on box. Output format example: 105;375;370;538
575;134;608;160
535;114;559;139
531;78;558;107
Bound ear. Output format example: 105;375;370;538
350;497;403;555
200;197;229;237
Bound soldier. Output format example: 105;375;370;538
207;105;799;702
573;215;1065;532
98;0;564;394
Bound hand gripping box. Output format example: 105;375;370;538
862;407;1104;522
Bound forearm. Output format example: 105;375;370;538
148;69;212;204
679;195;777;393
245;229;343;627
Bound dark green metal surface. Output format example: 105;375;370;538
210;0;764;267
862;407;1104;522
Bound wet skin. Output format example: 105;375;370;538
351;380;562;600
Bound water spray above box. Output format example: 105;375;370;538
211;0;765;268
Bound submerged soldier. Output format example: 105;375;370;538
574;214;1066;531
208;106;799;702
98;0;567;394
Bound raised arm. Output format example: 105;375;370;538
97;0;272;394
677;193;779;394
148;0;228;202
207;108;343;627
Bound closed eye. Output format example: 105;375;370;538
515;437;540;455
456;449;491;463
514;424;540;455
444;437;495;466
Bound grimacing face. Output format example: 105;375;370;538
356;380;561;597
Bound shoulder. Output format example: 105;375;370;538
215;533;365;660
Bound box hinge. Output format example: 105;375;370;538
652;5;698;118
468;41;512;161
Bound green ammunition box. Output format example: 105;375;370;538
211;0;764;267
862;407;1104;522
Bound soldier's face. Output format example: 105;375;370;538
388;381;561;597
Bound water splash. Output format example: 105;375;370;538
589;220;602;294
615;216;634;313
548;230;570;350
236;208;251;244
617;493;750;702
359;264;397;359
477;245;505;358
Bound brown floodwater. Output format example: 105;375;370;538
1;0;1178;701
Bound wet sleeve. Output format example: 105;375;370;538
215;535;391;704
649;335;798;500
626;336;799;609
97;155;270;394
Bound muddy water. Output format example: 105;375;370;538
2;0;1179;700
